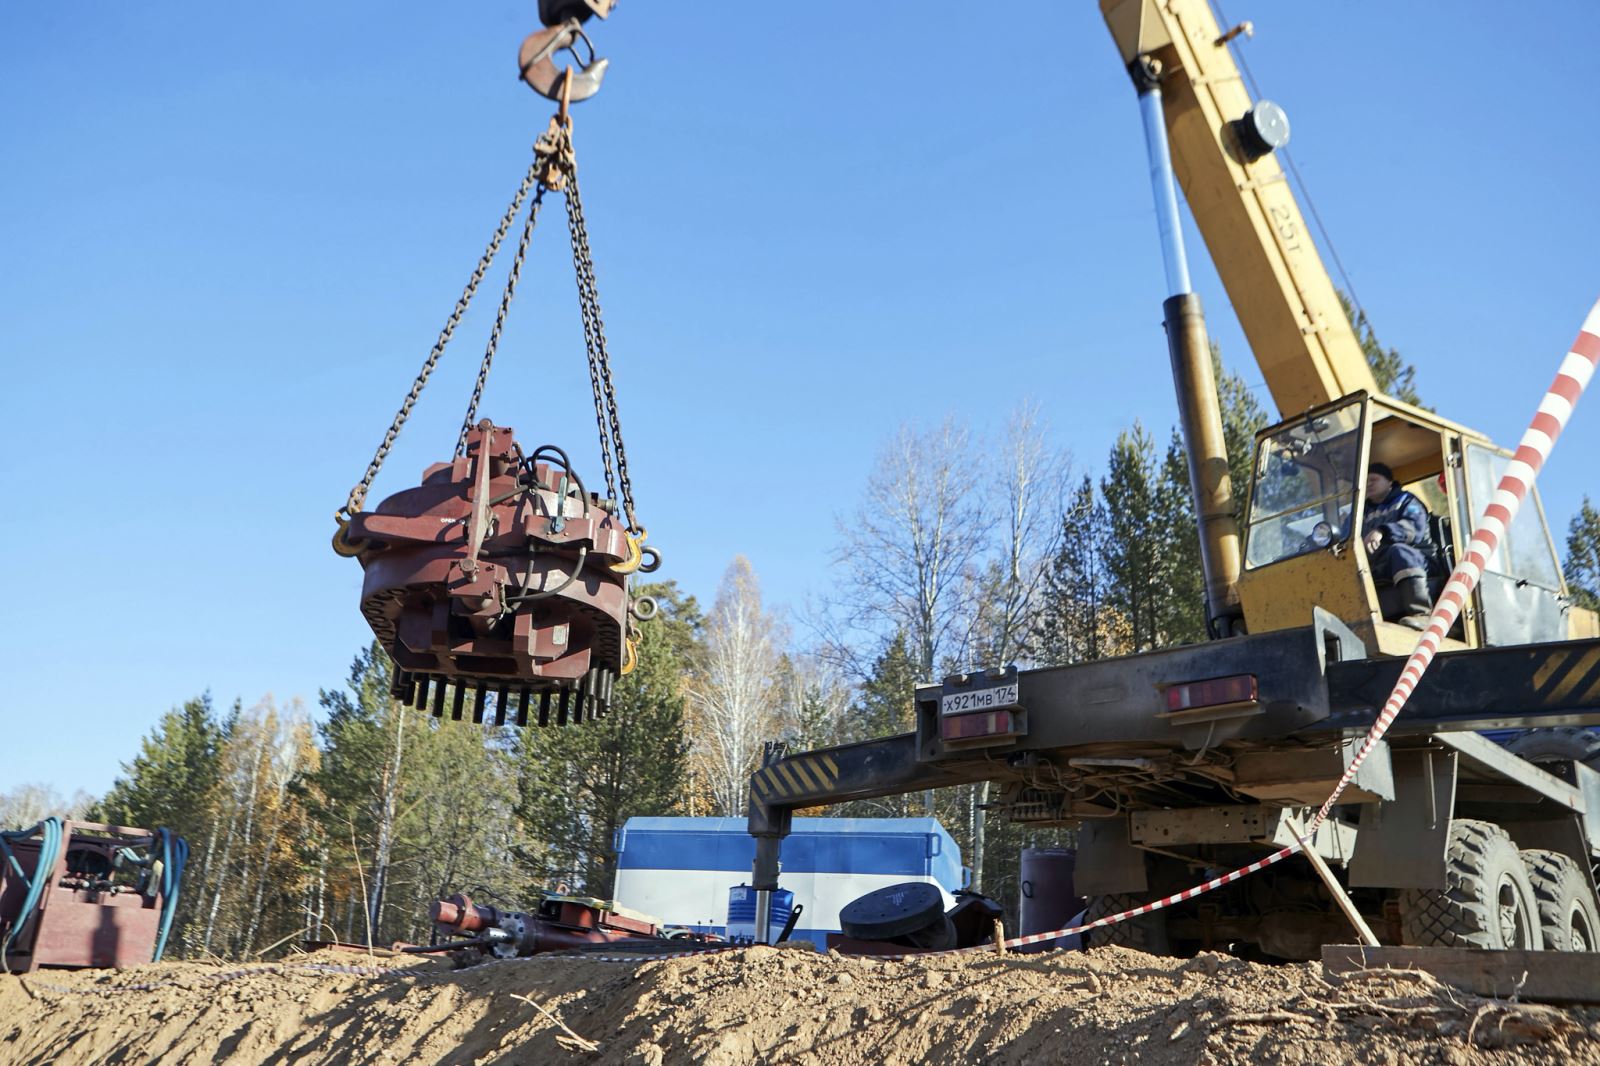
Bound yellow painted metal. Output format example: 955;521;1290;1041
1571;607;1600;641
1101;2;1581;655
1099;0;1379;415
1235;545;1372;636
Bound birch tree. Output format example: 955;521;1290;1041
240;702;316;957
691;556;781;816
1;784;93;828
832;417;987;678
965;403;1070;669
776;653;851;752
961;403;1069;889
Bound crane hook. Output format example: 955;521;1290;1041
518;19;609;104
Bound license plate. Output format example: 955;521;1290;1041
940;683;1019;716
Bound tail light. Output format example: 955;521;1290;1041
1164;674;1258;714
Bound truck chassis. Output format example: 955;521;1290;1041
746;612;1600;958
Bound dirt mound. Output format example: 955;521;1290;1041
3;945;1599;1065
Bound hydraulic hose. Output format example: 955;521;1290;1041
152;828;189;962
1;816;64;973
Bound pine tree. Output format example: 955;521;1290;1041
1100;423;1165;652
1033;476;1119;664
307;643;410;944
1565;496;1600;612
99;694;224;840
1212;346;1271;522
1156;429;1208;644
513;581;696;899
826;633;924;819
775;654;848;752
848;631;920;741
393;721;519;941
97;694;227;954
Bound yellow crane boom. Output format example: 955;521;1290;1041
1101;0;1379;416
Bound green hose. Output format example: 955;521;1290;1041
1;817;64;972
152;828;188;962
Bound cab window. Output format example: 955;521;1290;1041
1465;444;1562;590
1244;401;1363;568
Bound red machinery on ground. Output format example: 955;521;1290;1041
419;892;722;962
0;819;186;972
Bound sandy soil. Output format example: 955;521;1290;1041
3;944;1598;1065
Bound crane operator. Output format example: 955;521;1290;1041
1362;463;1437;630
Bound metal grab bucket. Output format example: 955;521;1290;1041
345;421;633;726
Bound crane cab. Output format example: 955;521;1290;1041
1233;393;1593;655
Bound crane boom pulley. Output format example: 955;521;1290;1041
332;88;656;728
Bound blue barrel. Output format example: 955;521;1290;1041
726;884;794;943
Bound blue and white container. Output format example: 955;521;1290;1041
612;816;966;949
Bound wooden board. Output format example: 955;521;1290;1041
1323;944;1600;1005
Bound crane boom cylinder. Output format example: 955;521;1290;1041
1136;75;1193;297
1131;54;1244;637
1164;293;1244;635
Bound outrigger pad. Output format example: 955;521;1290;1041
345;421;631;726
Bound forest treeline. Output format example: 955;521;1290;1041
9;330;1600;961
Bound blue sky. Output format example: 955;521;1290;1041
3;2;1596;798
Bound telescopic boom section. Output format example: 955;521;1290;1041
1100;0;1380;416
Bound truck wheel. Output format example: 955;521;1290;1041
1522;849;1600;951
1400;820;1543;950
1504;727;1600;768
1083;894;1171;954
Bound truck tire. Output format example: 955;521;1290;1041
1504;727;1600;768
1400;820;1543;950
1522;849;1600;952
1083;894;1171;954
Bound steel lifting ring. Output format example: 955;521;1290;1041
331;513;367;558
630;595;659;622
518;19;608;103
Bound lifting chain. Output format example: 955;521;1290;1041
341;158;543;518
564;151;637;532
340;105;639;540
456;185;547;456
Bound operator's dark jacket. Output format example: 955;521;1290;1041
1362;486;1432;584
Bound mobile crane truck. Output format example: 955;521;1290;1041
743;0;1600;959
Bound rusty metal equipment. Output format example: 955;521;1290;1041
0;820;187;972
334;36;657;725
420;892;722;962
347;424;653;724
